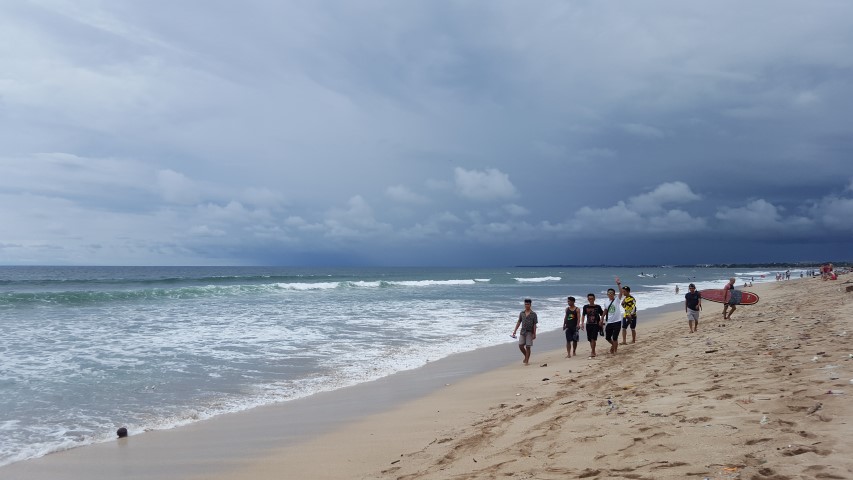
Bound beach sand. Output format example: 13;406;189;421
3;277;851;480
212;277;853;480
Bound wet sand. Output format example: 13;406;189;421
3;278;851;480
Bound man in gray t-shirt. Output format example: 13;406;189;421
512;298;538;365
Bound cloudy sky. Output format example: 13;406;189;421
1;1;851;266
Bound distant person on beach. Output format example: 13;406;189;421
684;283;702;333
675;285;679;294
620;283;637;345
602;284;622;354
512;298;538;365
722;277;737;320
582;294;604;358
563;296;581;358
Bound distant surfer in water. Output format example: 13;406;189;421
722;277;737;320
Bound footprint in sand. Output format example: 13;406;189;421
781;444;831;456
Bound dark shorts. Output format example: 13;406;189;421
622;315;637;330
605;322;621;342
565;327;579;343
585;323;600;342
726;290;742;306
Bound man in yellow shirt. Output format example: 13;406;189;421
617;279;637;345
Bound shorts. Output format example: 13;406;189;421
585;323;600;342
517;332;534;347
687;309;700;321
726;290;742;305
621;315;637;330
565;327;579;343
605;322;621;342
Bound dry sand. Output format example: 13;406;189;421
212;278;853;480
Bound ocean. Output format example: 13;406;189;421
0;265;797;467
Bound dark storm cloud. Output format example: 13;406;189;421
0;1;850;265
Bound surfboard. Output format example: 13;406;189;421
699;288;759;305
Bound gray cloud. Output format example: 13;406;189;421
454;167;517;202
385;185;429;205
0;1;851;265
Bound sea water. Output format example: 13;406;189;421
0;265;794;467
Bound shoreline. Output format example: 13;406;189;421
6;278;851;479
214;277;852;479
1;297;685;479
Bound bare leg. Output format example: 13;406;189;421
566;343;571;358
689;320;695;333
631;329;636;343
607;326;617;353
620;328;628;345
726;305;736;319
518;344;527;363
523;346;531;365
572;341;577;356
590;340;596;357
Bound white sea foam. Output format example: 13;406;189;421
735;270;772;277
388;279;476;287
274;282;340;290
514;276;561;283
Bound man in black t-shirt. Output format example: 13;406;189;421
581;293;604;358
684;283;702;333
563;296;581;358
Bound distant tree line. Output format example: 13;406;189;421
517;262;852;268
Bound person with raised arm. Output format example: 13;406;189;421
602;281;622;354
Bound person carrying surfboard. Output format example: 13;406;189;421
722;277;737;320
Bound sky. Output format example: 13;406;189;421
1;0;851;266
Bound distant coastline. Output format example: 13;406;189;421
515;261;851;268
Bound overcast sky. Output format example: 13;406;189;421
1;1;851;266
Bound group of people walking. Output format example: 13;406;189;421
512;276;748;364
512;277;637;364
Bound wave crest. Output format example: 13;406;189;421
514;276;561;283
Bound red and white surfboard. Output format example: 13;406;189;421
699;288;759;305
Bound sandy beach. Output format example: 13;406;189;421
4;277;851;480
214;277;853;480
